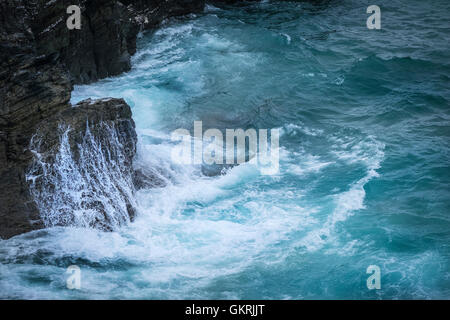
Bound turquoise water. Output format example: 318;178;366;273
1;0;450;299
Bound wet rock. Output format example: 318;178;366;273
27;98;137;231
0;0;206;238
133;168;168;190
0;0;72;239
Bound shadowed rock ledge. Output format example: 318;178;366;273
0;0;205;238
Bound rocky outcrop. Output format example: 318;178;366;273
0;0;205;238
26;0;205;84
0;5;137;236
32;98;137;165
0;0;73;238
27;98;137;231
27;0;139;84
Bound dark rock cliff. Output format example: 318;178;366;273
27;0;205;84
27;98;137;231
0;0;205;238
28;0;139;84
0;0;72;238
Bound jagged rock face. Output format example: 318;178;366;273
26;0;205;84
27;98;137;231
30;98;137;169
0;0;73;239
27;0;139;84
0;0;206;238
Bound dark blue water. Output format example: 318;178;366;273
1;0;449;299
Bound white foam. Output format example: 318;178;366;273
295;136;384;252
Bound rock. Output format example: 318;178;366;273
27;98;137;231
133;168;168;190
0;0;206;238
27;0;139;84
123;0;205;29
0;0;72;239
26;0;205;84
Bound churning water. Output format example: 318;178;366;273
1;0;449;299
